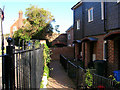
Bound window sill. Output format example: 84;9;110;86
88;20;93;23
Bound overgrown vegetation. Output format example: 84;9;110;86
40;43;52;88
43;44;51;66
85;69;93;87
109;75;120;88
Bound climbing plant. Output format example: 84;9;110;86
85;69;93;87
109;75;120;88
43;44;52;66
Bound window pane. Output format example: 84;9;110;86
88;8;93;22
90;9;93;21
77;20;80;30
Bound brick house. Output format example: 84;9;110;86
10;10;25;37
72;1;120;75
52;34;67;47
66;25;74;47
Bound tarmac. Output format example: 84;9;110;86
47;60;76;90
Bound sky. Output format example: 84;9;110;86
0;0;79;34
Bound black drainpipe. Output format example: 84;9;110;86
104;2;107;33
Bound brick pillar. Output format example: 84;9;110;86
75;43;79;59
107;40;115;75
84;42;90;68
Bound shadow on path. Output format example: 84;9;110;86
47;60;76;90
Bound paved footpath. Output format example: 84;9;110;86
47;60;76;90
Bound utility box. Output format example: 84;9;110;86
94;60;106;76
113;70;120;81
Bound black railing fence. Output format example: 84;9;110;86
14;46;44;89
60;54;118;89
1;39;44;90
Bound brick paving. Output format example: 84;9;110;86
47;60;76;90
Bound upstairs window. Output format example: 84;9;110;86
88;8;93;22
77;20;80;30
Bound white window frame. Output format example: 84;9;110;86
101;1;104;20
88;8;93;22
77;19;80;30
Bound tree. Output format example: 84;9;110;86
13;5;55;46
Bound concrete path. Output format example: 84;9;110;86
47;60;76;90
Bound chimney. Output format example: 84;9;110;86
18;10;23;28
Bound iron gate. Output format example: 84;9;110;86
2;40;44;90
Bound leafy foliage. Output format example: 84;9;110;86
85;69;93;87
43;44;51;66
109;75;120;88
40;44;51;88
13;5;54;46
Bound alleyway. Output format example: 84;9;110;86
47;60;76;90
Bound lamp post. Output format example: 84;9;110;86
0;8;4;89
0;8;4;56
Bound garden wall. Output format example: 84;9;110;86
50;47;74;60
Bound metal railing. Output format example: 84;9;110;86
1;40;44;90
93;73;117;89
14;46;44;89
60;54;119;89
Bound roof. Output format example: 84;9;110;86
66;25;73;32
73;40;81;44
81;37;98;42
71;1;82;10
104;31;120;40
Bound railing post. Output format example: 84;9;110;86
76;66;79;90
4;37;15;90
31;40;36;88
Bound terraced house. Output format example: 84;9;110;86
72;1;120;75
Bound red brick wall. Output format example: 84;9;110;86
10;11;24;37
75;43;79;59
107;40;119;75
50;47;74;60
93;34;105;60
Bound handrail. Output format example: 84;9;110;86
68;60;77;68
93;73;115;81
